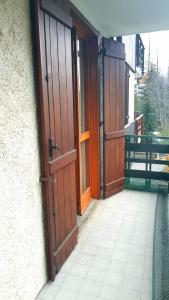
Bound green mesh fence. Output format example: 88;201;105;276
125;178;168;193
153;189;169;300
125;178;169;299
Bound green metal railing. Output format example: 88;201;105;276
125;135;169;191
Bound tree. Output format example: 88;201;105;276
135;63;167;135
141;80;158;134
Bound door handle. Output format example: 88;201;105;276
54;144;61;151
49;138;61;157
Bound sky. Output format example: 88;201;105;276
141;30;169;76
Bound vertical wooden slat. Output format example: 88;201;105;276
65;27;74;150
50;18;62;158
44;15;56;157
57;22;69;154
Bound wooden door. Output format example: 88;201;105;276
72;14;100;214
35;0;78;280
76;37;92;213
103;38;126;198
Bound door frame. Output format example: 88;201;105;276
71;11;100;214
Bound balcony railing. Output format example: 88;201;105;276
125;135;169;191
136;34;145;75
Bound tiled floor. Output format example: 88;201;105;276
37;190;156;300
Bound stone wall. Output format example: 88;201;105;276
0;1;47;299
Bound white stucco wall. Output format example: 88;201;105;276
122;35;136;71
128;70;135;124
0;1;47;299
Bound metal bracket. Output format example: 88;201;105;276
39;176;48;182
98;47;106;57
46;74;51;81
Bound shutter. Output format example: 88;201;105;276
35;0;78;280
103;38;126;198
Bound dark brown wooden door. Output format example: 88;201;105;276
35;0;78;280
103;38;126;198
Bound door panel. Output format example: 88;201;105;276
103;38;125;198
76;36;92;214
35;0;78;280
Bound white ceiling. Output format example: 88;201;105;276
71;0;169;37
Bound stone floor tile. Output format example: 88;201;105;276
75;253;93;266
54;288;77;300
91;256;110;270
80;243;99;256
99;284;120;300
119;288;140;300
108;260;127;275
114;241;131;252
96;247;113;259
123;274;142;292
61;274;83;291
141;292;152;300
75;293;98;300
37;283;60;300
125;264;143;279
86;267;107;282
69;263;89;278
111;250;128;262
53;272;67;287
104;271;123;287
141;279;152;294
128;254;145;266
79;279;102;297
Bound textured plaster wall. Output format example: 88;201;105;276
0;1;47;299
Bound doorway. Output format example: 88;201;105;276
72;12;100;215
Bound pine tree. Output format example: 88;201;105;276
135;63;169;135
135;64;161;135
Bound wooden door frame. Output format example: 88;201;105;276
71;11;100;214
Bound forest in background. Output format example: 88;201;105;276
135;64;169;135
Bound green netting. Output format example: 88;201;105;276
125;177;168;193
125;178;169;299
153;189;169;300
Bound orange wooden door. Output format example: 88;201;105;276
35;0;78;280
103;38;126;198
76;37;92;214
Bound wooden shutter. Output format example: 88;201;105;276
35;0;78;280
103;38;125;198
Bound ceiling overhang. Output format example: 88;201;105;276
71;0;169;37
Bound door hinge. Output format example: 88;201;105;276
99;121;104;127
45;74;51;81
39;176;56;183
100;185;105;193
98;47;106;56
39;176;48;182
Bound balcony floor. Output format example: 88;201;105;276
37;190;156;300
